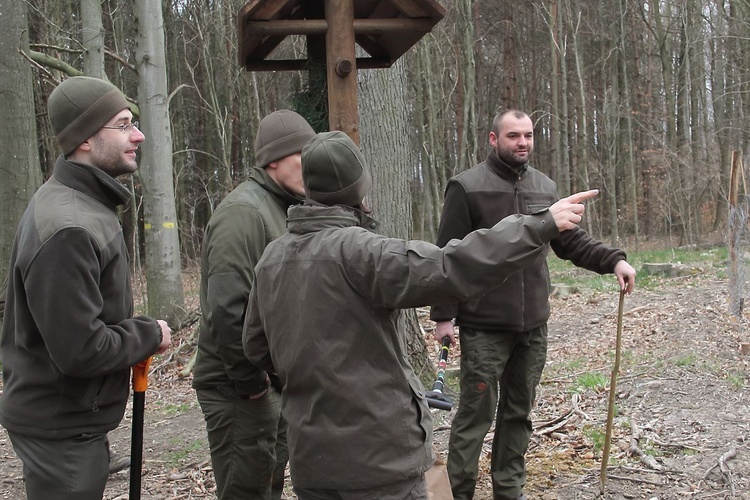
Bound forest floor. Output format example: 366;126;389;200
1;256;749;499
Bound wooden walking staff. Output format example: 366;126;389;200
599;290;626;494
130;357;152;500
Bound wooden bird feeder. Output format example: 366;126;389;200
237;0;445;144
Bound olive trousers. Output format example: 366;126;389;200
294;473;428;500
447;325;547;499
8;430;109;500
197;386;287;500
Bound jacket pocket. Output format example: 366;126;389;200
525;194;556;215
406;373;432;442
61;372;125;412
61;376;105;411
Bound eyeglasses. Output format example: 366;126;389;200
101;121;139;133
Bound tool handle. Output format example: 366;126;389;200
431;337;452;392
439;336;451;360
132;357;152;393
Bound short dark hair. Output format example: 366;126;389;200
492;109;529;135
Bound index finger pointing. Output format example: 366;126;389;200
565;189;599;204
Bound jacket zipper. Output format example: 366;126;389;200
514;174;526;331
92;379;105;412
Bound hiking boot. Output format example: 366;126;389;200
496;494;526;500
108;454;131;475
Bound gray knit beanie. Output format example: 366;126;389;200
302;131;372;207
255;110;315;167
48;76;131;155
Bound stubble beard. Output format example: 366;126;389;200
495;144;531;170
90;135;138;178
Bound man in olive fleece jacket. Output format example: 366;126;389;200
243;131;599;500
0;76;171;500
431;109;636;500
192;110;315;500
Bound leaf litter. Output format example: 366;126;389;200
1;270;748;499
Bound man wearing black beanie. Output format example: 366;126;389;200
0;76;172;499
193;110;315;499
242;131;599;500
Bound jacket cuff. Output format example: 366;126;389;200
534;210;561;242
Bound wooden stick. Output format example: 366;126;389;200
600;289;625;494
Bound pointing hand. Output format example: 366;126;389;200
550;189;599;231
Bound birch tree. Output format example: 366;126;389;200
134;0;185;323
81;0;105;78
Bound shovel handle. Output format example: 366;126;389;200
133;357;152;393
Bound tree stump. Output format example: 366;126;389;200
641;263;699;277
551;284;579;297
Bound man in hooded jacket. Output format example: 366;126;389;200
242;130;599;500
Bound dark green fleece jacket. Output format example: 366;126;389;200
430;150;626;331
0;157;161;439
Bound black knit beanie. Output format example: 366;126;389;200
48;76;131;155
255;110;315;167
301;131;372;207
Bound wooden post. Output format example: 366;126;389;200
324;0;359;144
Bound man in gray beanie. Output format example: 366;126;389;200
193;109;315;499
242;131;599;500
0;76;172;499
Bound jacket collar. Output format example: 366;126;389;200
250;167;304;206
287;201;379;234
485;149;529;181
52;156;131;210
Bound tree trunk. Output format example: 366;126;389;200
618;0;639;248
134;0;185;324
555;0;572;196
548;0;561;189
568;0;594;234
0;0;43;279
81;0;105;78
358;59;433;386
455;0;478;174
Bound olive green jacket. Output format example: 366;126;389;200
193;168;302;396
243;201;561;490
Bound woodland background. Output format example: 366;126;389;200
2;0;750;371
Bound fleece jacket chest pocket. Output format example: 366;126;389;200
525;199;554;215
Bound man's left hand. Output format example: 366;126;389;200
614;260;636;294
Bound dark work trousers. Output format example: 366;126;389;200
447;324;547;499
196;386;287;500
7;430;109;500
294;473;428;500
